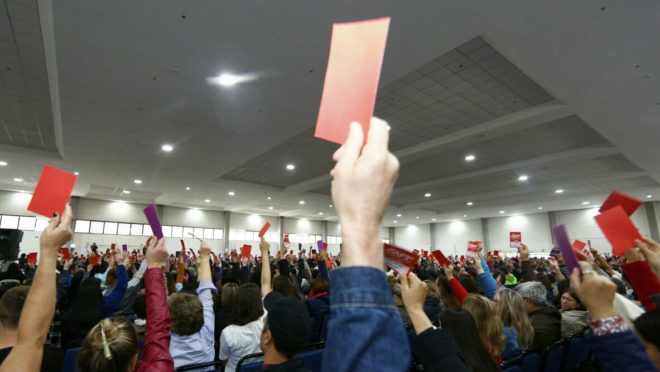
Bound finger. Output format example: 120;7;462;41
637;240;653;259
46;212;60;231
59;204;74;230
335;122;363;167
362;117;390;158
398;271;409;289
642;237;658;248
408;272;421;287
569;267;582;292
332;144;345;162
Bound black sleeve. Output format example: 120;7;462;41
520;260;535;282
412;328;470;372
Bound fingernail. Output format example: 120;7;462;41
350;121;360;131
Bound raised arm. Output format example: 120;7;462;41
0;205;73;372
196;241;216;351
260;238;272;298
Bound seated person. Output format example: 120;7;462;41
260;296;311;371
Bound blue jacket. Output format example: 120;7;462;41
502;326;523;360
322;267;410;372
590;330;656;372
101;264;128;318
478;258;497;300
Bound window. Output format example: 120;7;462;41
213;229;224;240
246;231;258;241
18;216;36;231
0;215;19;229
172;226;183;238
90;221;104;234
204;228;214;240
142;225;153;237
35;218;49;232
75;220;91;233
104;222;118;235
194;228;204;240
182;227;194;238
130;224;143;236
117;223;131;236
162;226;172;238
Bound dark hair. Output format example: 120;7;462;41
0;286;29;329
633;308;660;349
439;308;500;372
106;268;117;282
62;278;103;347
132;294;146;319
166;272;177;296
0;282;21;299
458;273;479;294
231;283;264;326
273;275;295;297
168;293;204;335
436;275;459;308
310;277;329;295
611;278;627;296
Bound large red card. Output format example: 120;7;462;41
594;205;643;256
572;240;586;252
240;245;252;258
258;222;271;238
27;252;37;264
600;190;642;216
91;256;100;266
384;243;419;274
59;248;71;260
314;17;390;144
430;250;451;266
27;164;77;217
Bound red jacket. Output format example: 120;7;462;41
622;260;660;310
137;268;174;372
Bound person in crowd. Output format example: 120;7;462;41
559;289;588;339
259;296;311;371
0;263;26;284
114;258;148;316
131;293;146;342
101;252;129;318
462;294;505;362
61;278;104;348
439;308;500;371
77;236;174;372
423;280;442;324
495;288;534;360
515;280;561;352
390;280;414;330
305;277;330;319
169;240;215;370
633;308;660;370
215;282;239;360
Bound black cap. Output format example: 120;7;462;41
267;296;310;352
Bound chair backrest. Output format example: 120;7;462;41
175;361;224;372
522;352;542;372
235;352;264;372
0;279;20;286
318;313;331;341
300;349;324;372
543;341;566;372
504;366;523;372
61;347;80;372
563;334;590;371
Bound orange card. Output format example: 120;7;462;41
27;164;77;217
594;205;643;256
600;190;642;216
314;17;390;144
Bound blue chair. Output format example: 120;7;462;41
522;352;542;372
543;341;566;372
61;347;80;372
504;366;523;372
175;361;224;371
318;313;331;341
300;349;324;371
563;333;590;371
235;353;264;372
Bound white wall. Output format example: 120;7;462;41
433;219;484;256
487;213;553;254
394;224;431;251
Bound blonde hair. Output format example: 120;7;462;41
78;317;138;372
495;288;534;350
424;280;441;301
462;294;505;357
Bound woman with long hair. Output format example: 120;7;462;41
440;308;501;372
495;287;534;360
61;278;103;348
462;294;505;362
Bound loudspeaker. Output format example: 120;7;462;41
0;229;23;261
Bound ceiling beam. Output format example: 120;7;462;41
284;100;573;193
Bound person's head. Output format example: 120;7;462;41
5;262;21;276
436;274;460;308
106;268;117;286
78;317;138;372
221;282;239;309
272;275;295;297
439;308;500;372
260;297;310;361
0;286;29;332
462;294;505;356
132;294;146;320
165;272;177;296
494;288;534;350
68;278;103;322
634;308;660;371
231;283;264;326
310;277;329;295
515;281;547;313
560;289;585;311
168;293;204;336
424;280;440;301
458;273;479;294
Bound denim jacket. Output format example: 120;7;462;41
322;267;411;372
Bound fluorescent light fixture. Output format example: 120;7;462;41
70;244;76;248
465;154;476;162
161;144;174;152
207;72;258;87
555;189;564;194
318;212;324;215
134;179;142;184
204;199;211;203
74;171;79;175
267;196;272;200
518;175;529;182
538;206;544;210
647;194;653;199
415;216;420;219
424;192;432;198
393;220;398;223
0;161;7;166
268;206;274;210
499;210;505;214
299;200;305;205
467;202;474;206
431;218;437;221
228;191;235;196
582;201;590;205
463;214;468;218
396;213;402;217
286;164;296;171
329;204;333;208
13;178;23;182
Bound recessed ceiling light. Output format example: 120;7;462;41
555;189;564;194
161;144;174;152
0;161;7;166
424;192;432;198
499;210;505;214
299;200;305;205
123;190;131;194
73;171;79;175
647;194;653;199
329;204;333;208
204;199;211;203
185;186;191;190
268;206;274;210
211;73;241;86
582;201;590;205
393;220;398;224
134;179;142;184
318;212;324;215
416;216;420;219
396;213;402;217
286;164;296;171
463;214;468;218
13;178;23;182
465;154;476;162
518;175;529;182
538;206;544;210
431;218;437;221
467;202;474;206
228;191;235;196
267;196;272;200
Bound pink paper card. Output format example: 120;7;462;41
600;190;642;216
384;243;419;274
27;164;77;217
594;205;643;256
258;222;271;238
314;17;391;144
509;232;522;248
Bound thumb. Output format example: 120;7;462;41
398;272;409;290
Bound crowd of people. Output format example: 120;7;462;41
0;119;659;371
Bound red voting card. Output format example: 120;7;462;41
59;248;71;260
412;249;419;255
467;241;480;253
494;250;500;256
240;245;252;258
383;243;419;274
27;252;37;264
110;243;116;251
600;190;642;216
91;256;100;266
572;240;587;252
421;250;428;259
314;17;391;144
594;205;643;256
258;222;271;238
509;232;522;249
27;164;77;217
431;250;451;266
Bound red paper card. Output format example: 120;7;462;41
594;205;643;256
600;190;642;216
421;250;428;258
314;17;391;144
240;245;252;258
27;164;77;217
430;250;451;266
258;222;271;238
383;243;419;274
110;243;116;251
494;250;500;256
572;240;587;252
27;252;37;264
467;241;480;253
91;256;100;266
509;232;522;248
59;248;71;260
412;249;420;255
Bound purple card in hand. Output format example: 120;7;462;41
143;204;164;239
317;240;325;252
553;224;580;275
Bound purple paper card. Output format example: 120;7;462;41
553;225;580;275
143;204;164;239
317;240;325;252
122;244;128;252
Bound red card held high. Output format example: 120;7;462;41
59;248;71;260
240;245;252;258
594;205;643;256
27;164;77;217
430;250;451;267
27;252;37;264
258;222;271;238
572;240;587;252
600;190;642;216
314;17;391;144
384;243;419;274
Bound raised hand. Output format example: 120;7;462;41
518;244;530;261
146;237;168;269
570;261;617;320
199;240;212;258
39;205;73;256
636;238;660;278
